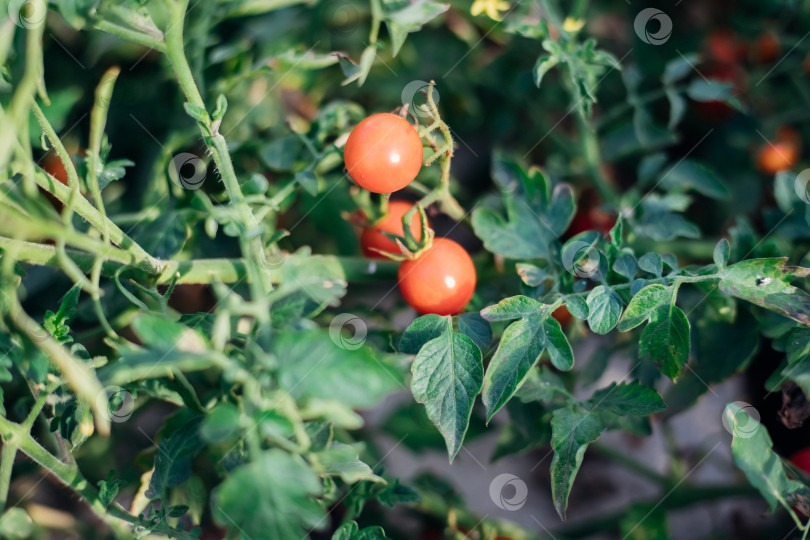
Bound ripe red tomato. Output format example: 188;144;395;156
360;200;428;259
398;237;476;315
344;113;423;194
704;29;745;64
756;127;800;175
751;33;780;64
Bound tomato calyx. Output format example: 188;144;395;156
368;204;435;261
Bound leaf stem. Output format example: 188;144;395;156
164;0;274;315
576;113;619;207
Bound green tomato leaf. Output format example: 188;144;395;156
612;254;638;280
658;159;729;199
399;315;450;354
200;404;240;443
588;381;666;416
315;442;384;484
471;200;555;259
550;407;605;521
515;366;572;403
411;328;483;461
0;508;33;540
213;450;325;539
275;330;402;409
481;296;555;421
147;418;203;499
617;284;672;331
457;312;492;351
564;296;589;320
332;520;392;540
714;238;730;269
725;403;810;514
385;1;449;57
516;263;550;287
586;286;622;334
639;305;690;381
543;316;574;371
719;258;810;325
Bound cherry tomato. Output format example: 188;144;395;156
552;305;573;328
751;33;780;64
756;127;800;175
344;113;423;194
360;200;428;259
398;237;476;315
704;29;745;64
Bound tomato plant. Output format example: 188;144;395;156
3;1;810;540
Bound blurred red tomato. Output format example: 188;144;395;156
756;126;800;175
751;32;780;64
704;29;745;64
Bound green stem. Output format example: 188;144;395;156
0;415;197;539
368;0;382;43
164;0;273;314
0;442;16;513
0;0;45;174
87;67;122;339
576;113;619;207
0;236;400;284
22;378;61;432
31;168;161;274
93;20;167;52
562;272;719;300
3;296;110;436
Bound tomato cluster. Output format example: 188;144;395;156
345;113;477;316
